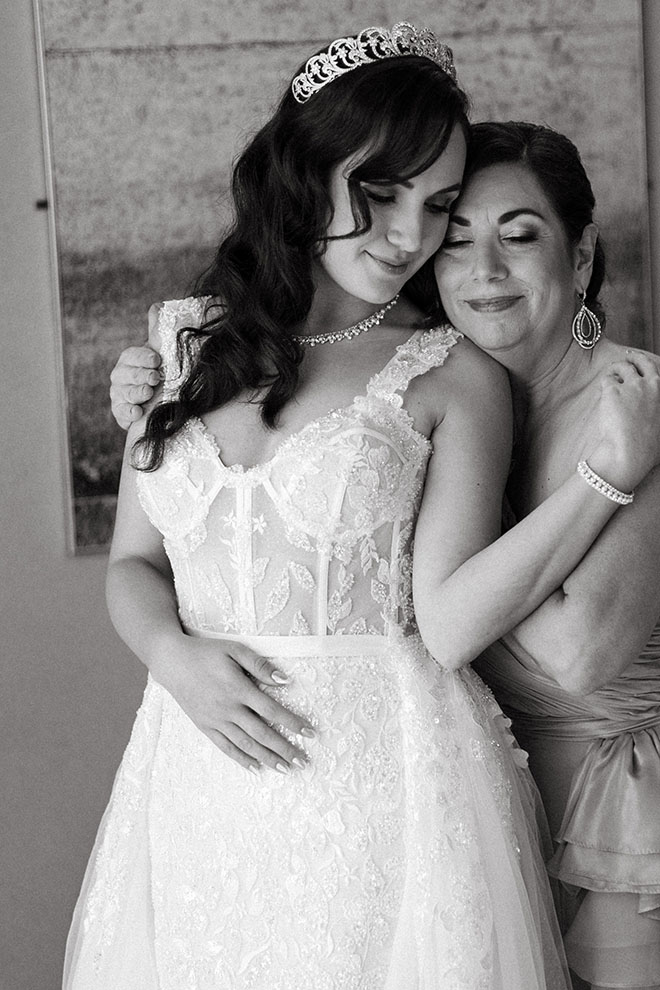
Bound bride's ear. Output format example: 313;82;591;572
574;222;599;284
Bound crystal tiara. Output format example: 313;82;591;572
291;22;456;104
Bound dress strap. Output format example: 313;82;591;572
365;325;462;404
150;297;209;399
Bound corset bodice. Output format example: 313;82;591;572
136;298;461;640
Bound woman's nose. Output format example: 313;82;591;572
471;239;507;280
386;209;424;254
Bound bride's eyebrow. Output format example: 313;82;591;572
363;180;463;195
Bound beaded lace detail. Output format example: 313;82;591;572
136;298;462;640
66;299;569;990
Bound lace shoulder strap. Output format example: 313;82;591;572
149;296;209;399
367;324;463;403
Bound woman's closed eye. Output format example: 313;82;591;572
442;235;471;249
442;230;539;249
502;231;538;243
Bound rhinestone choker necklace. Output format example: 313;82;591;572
295;295;400;347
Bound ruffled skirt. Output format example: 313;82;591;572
475;638;660;988
64;636;569;989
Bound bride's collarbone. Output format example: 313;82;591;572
197;327;427;467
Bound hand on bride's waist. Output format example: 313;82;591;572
150;628;316;775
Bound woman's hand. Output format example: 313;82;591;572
109;345;161;429
154;630;315;774
588;351;660;492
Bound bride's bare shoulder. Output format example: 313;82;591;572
409;329;511;436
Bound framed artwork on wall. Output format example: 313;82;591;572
34;0;649;552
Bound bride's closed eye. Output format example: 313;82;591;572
364;190;395;204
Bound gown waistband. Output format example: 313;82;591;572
183;627;391;657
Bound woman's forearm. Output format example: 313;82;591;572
414;471;621;671
505;469;660;693
106;555;187;690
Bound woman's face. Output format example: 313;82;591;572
317;125;466;306
434;162;581;358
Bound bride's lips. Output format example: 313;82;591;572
366;252;411;276
465;296;522;313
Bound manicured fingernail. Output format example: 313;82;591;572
275;762;289;774
299;727;315;738
248;764;260;776
292;757;306;769
271;670;289;684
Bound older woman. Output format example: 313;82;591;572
109;120;660;990
434;121;660;990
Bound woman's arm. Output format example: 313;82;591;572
412;348;660;672
107;427;315;772
507;466;660;694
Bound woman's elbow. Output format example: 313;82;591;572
550;644;633;696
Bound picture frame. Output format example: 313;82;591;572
35;0;650;552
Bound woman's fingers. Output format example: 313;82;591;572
112;345;162;373
109;346;162;428
109;401;144;430
236;708;309;770
231;643;291;685
203;713;310;774
173;643;316;771
608;351;660;382
203;728;261;773
229;645;316;739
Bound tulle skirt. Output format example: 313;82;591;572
64;634;569;989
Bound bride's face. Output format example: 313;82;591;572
434;162;581;359
316;125;466;307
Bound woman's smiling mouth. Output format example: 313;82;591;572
366;252;411;275
465;296;522;313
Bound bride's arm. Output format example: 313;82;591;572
412;347;660;672
106;426;316;772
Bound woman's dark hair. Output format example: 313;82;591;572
463;120;605;321
134;52;470;470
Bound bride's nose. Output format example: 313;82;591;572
386;207;424;255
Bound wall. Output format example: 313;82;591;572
1;2;659;989
0;8;144;988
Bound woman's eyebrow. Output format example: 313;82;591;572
498;207;545;223
364;180;463;195
449;207;546;226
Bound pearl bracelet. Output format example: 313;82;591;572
577;460;635;505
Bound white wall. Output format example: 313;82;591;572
0;7;144;988
2;3;659;989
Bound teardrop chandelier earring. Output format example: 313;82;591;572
571;290;602;350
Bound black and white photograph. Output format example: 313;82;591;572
2;2;660;988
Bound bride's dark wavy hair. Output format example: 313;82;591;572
134;51;470;471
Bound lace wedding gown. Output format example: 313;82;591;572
64;298;569;990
